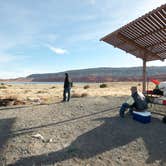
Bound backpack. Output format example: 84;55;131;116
70;81;73;87
162;116;166;123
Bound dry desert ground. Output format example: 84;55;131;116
0;82;166;166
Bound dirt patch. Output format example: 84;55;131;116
0;96;165;166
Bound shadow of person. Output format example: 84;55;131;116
10;116;166;166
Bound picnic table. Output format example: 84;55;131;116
145;90;166;116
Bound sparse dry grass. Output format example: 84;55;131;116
0;82;155;106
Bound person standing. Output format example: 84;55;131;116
63;73;71;102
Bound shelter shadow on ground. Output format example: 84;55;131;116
0;118;16;165
10;106;119;136
10;115;166;166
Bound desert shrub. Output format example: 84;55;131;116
24;90;31;93
50;86;56;89
100;83;107;88
81;93;88;97
0;85;7;89
7;96;25;106
0;96;18;106
37;90;46;94
83;85;90;89
14;100;26;105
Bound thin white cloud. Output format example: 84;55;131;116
46;45;68;55
89;0;96;5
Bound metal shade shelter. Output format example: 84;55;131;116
100;4;166;92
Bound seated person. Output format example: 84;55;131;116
119;86;148;118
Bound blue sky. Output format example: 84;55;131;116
0;0;165;78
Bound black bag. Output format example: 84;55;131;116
153;88;163;95
70;81;73;87
162;116;166;123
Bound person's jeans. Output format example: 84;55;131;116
63;88;70;101
119;103;133;117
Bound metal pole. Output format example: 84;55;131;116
142;59;146;93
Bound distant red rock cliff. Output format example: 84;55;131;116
1;67;166;82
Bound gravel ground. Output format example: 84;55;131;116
0;96;166;166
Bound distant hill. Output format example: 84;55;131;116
25;66;166;82
1;66;166;82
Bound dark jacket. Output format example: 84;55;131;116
132;92;148;110
64;77;71;89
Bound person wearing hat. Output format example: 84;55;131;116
119;86;148;118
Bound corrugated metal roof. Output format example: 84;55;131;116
100;4;166;61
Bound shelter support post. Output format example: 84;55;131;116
142;59;146;93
